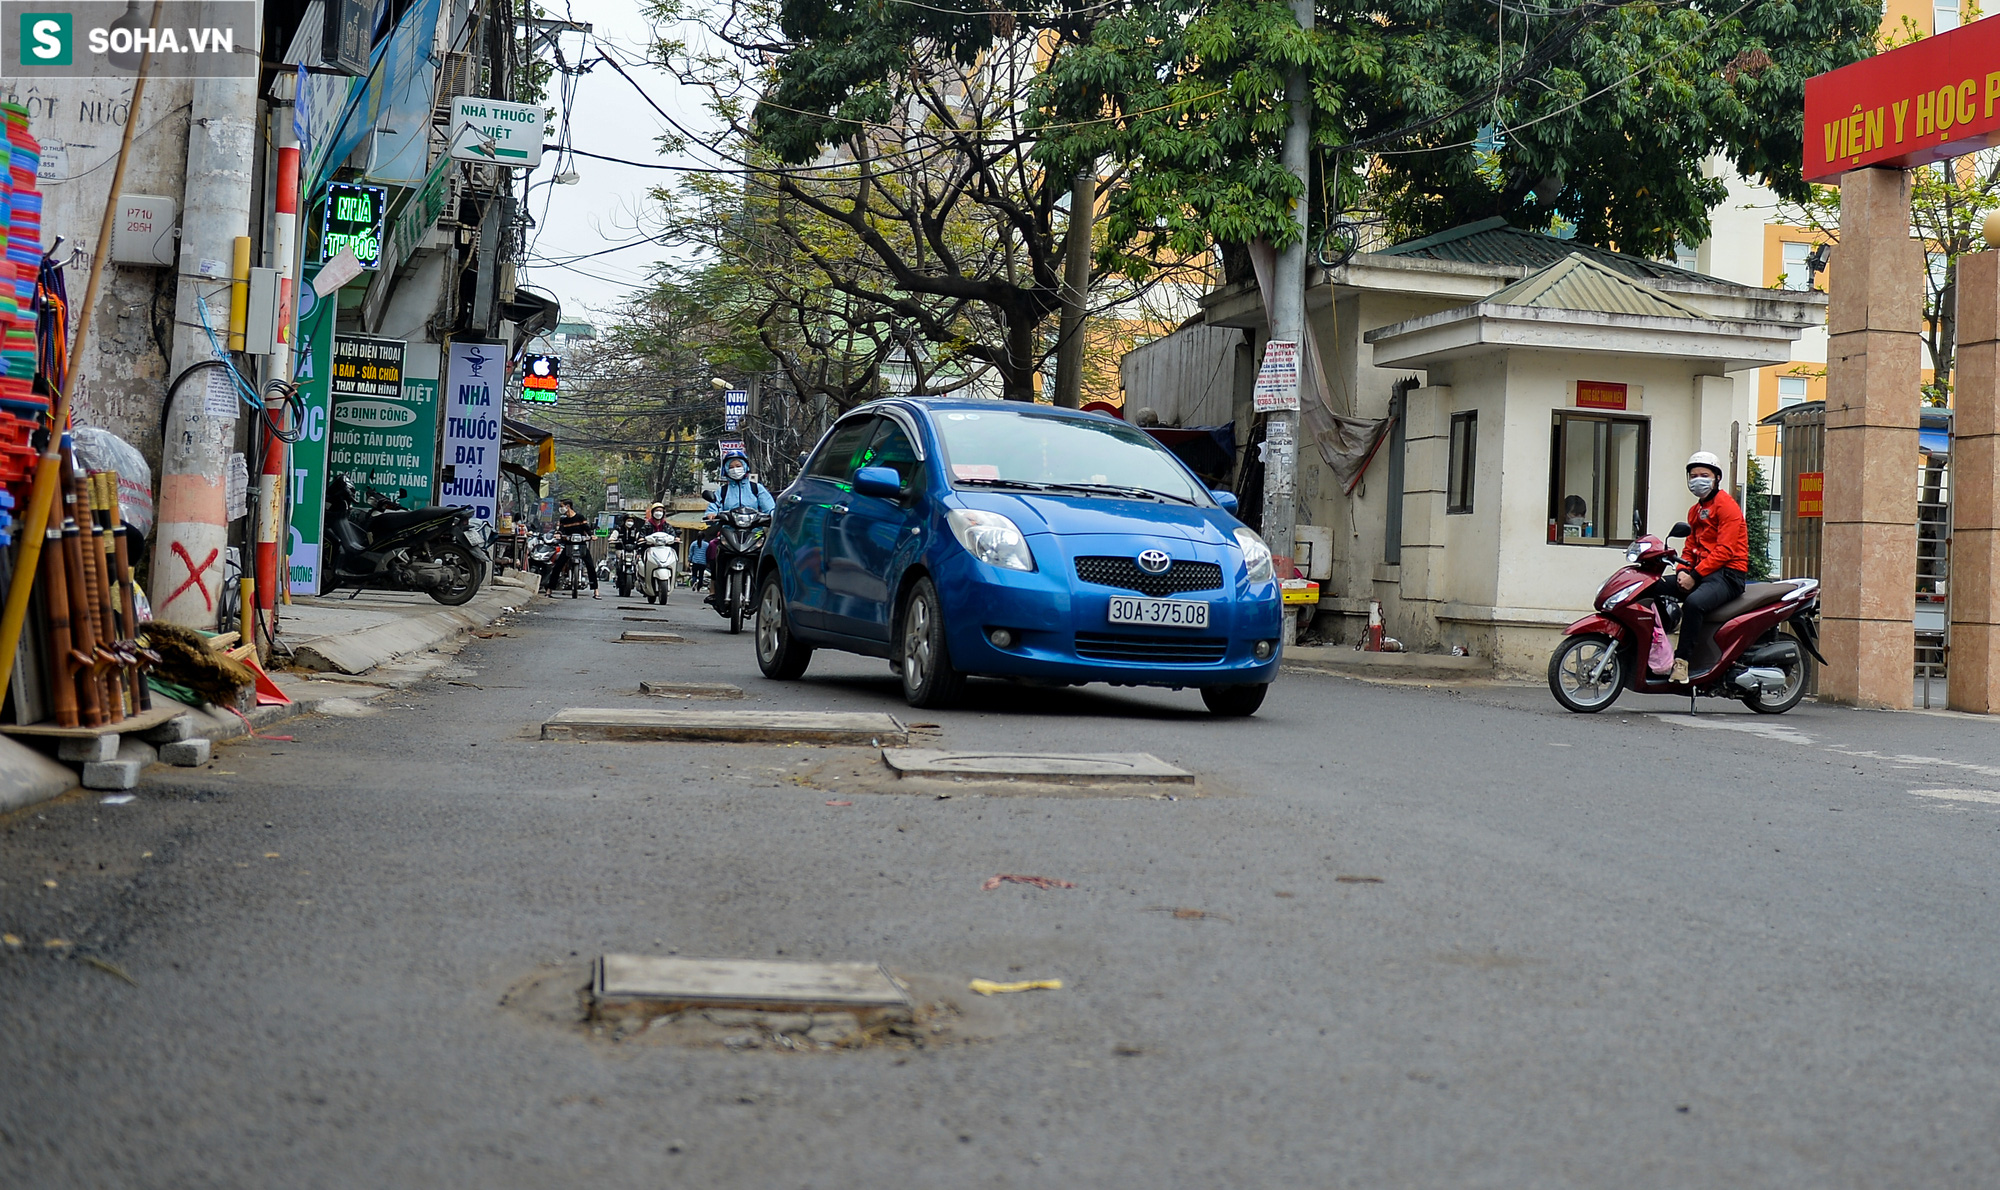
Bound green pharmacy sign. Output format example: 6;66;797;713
320;181;386;269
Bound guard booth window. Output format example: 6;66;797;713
1549;412;1649;546
1447;411;1476;514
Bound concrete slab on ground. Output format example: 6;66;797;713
284;583;521;674
619;630;688;644
637;681;744;699
542;708;907;744
594;955;912;1017
0;736;76;812
1284;644;1494;682
881;749;1193;785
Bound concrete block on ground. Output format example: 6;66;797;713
160;737;212;766
0;737;78;812
140;714;198;744
81;759;142;790
115;737;157;768
57;734;120;763
619;630;688;644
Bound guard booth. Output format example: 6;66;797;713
1763;401;1952;705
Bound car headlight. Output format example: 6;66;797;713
1234;527;1274;583
946;509;1035;572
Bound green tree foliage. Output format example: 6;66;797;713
1745;455;1771;582
1028;0;1879;269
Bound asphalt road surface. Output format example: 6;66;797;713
5;585;1999;1188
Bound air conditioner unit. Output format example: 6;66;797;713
432;52;473;124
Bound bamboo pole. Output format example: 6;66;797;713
0;0;162;715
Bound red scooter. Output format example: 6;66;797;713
1548;522;1826;714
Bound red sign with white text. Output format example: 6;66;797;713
1804;20;2000;182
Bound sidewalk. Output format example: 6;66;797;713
1;575;528;813
1282;643;1498;683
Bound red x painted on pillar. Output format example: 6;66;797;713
168;541;219;610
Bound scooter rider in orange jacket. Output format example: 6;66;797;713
1670;450;1749;683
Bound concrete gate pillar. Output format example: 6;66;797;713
1950;250;2000;711
1820;168;1922;709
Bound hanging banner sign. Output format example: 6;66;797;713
439;341;503;520
447;96;545;167
1804;19;2000;182
723;388;748;431
330;338;436;506
288;276;336;595
1253;340;1300;412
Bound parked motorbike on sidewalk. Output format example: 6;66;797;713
707;507;769;634
1548;522;1826;715
527;530;559;575
322;474;484;606
638;531;678;604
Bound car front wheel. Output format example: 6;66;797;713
755;572;814;680
1200;683;1267;717
900;577;966;709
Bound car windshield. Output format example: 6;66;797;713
930;408;1209;505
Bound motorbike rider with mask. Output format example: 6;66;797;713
543;498;601;597
1668;450;1749;684
703;452;775;605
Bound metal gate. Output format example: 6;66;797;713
1760;402;1950;705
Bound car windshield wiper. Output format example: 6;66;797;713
957;476;1197;505
1043;482;1197;505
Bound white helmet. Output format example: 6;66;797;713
1686;450;1723;474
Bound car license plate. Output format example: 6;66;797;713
1107;596;1209;629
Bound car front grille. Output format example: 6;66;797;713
1074;555;1224;597
1074;632;1229;664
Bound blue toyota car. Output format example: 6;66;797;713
753;398;1283;715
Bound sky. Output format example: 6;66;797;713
511;0;720;330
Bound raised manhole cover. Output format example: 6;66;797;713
594;955;913;1022
619;630;688;643
638;680;744;699
543;708;907;744
880;749;1193;784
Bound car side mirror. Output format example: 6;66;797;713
853;466;904;500
1669;521;1692;539
1211;490;1239;514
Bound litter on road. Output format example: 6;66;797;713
969;978;1062;995
982;874;1076;891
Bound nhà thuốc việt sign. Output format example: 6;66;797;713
1804;18;2000;182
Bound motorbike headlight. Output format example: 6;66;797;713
946;509;1035;572
1604;582;1645;607
1233;527;1274;583
1625;542;1644;563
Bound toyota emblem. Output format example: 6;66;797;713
1136;549;1172;574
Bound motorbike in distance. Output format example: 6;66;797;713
707;504;770;634
321;473;485;605
1548;522;1825;714
609;537;641;599
638;531;678;604
547;532;594;598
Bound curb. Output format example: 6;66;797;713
1282;645;1495;683
287;580;526;674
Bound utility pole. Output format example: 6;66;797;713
153;29;263;628
1053;170;1095;409
1261;0;1313;646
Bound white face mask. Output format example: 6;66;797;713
726;466;746;481
1688;475;1716;499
